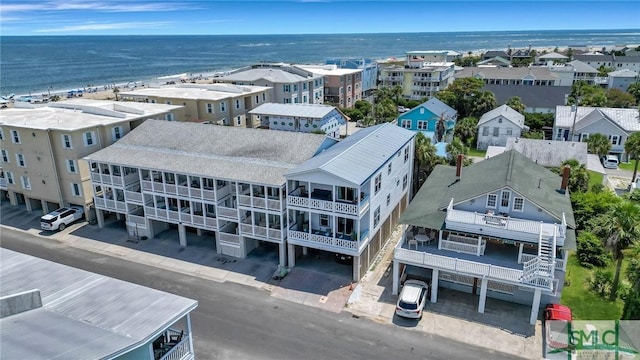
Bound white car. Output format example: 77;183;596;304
602;155;619;169
395;280;429;319
41;206;84;231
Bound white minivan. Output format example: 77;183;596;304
602;155;619;169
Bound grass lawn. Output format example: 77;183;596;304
467;148;486;157
619;159;638;172
588;170;604;189
561;255;624;320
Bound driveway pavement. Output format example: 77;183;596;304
1;200;541;359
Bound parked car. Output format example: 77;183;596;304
601;155;619;169
395;280;429;319
544;304;572;353
41;206;84;231
334;253;353;264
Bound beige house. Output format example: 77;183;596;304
379;51;455;100
297;64;363;108
0;99;181;216
119;83;271;127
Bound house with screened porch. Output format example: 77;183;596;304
392;150;576;325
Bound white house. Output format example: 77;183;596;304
476;104;528;150
248;103;348;137
607;69;639;91
0;248;198;360
285;123;416;280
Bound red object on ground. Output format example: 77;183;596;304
543;303;572;321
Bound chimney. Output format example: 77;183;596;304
455;154;464;180
560;165;571;194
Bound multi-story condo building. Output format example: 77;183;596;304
119;83;272;127
325;58;378;98
285;123;415;280
553;105;640;161
297;64;363;108
0;99;181;216
1;248;198;360
573;54;640;72
379;54;455;100
393;151;576;325
213;63;324;105
248;103;347;137
454;66;561;86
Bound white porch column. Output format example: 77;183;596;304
288;243;296;267
302;246;308;256
178;224;187;247
476;236;482;256
24;195;32;212
215;231;222;254
438;230;443;250
116;212;121;220
478;277;488;313
530;288;542;325
562;250;568;272
8;191;17;206
41;200;50;215
196;228;202;236
186;313;194;354
96;208;105;228
431;269;439;303
518;243;524;263
279;243;286;268
352;256;360;281
392;260;400;295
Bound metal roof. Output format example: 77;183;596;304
555;105;640;132
455;67;559;81
538;52;569;60
0;248;197;360
484;85;571;111
504;138;588;167
399;150;576;229
478;104;525;128
85;119;327;186
414;97;457;120
119;84;271;101
566;60;598;73
297;65;362;76
608;69;638;77
285;123;415;186
249;103;337;118
216;64;322;83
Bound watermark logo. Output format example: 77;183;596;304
545;320;639;359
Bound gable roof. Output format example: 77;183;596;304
477;56;511;66
399;150;575;229
567;60;598;73
608;69;639;77
285;123;415;186
555;105;640;132
538;52;569;60
409;97;457;120
0;248;197;360
484;85;571;111
477;104;525;128
85;119;328;186
505;138;588;167
249;103;340;119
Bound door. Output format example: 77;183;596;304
498;190;511;214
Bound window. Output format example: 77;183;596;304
303;95;308;103
220;102;226;112
580;133;589;142
404;147;409;163
498;118;503;124
482;127;489;136
165;113;174;121
501;191;510;207
387;163;392;175
235;99;240;109
513;197;524;211
262;93;266;101
506;128;513;136
403;174;408;190
293;84;298;92
236;116;242;126
373;206;381;227
417;121;428;130
83;131;96;146
283;84;291;92
374;173;382;194
112;126;123;141
486;194;497;208
67;159;77;173
303;82;307;90
320;214;329;227
16;153;25;167
0;127;4;140
402;119;411;129
6;171;14;184
21;176;31;190
609;135;619;145
493;127;499;137
11;130;20;144
206;103;213;113
71;183;82;197
556;128;563;139
61;134;72;149
386;194;391;206
1;149;8;163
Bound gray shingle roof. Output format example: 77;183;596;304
567;60;598;73
420;97;457;120
484;85;571;111
249;103;337;118
0;248;197;360
85;120;327;185
505;138;588;167
608;69;638;77
399;150;576;229
455;67;559;81
478;104;525;128
538;52;569;60
555;105;640;132
285;123;415;186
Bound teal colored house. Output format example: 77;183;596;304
397;98;457;156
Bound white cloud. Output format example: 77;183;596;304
0;1;198;14
35;21;172;33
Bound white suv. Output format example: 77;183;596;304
41;206;84;231
395;280;429;319
602;155;619;169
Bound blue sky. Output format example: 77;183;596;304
1;1;639;36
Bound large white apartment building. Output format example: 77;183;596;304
379;52;456;100
0;100;181;216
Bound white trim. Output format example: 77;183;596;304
15;153;25;167
1;149;9;163
11;130;20;144
6;171;14;184
71;182;82;197
83;131;96;147
512;196;524;212
61;134;73;149
486;193;497;208
67;159;77;173
21;176;31;190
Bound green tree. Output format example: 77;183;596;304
622;244;640;319
112;86;120;101
413;132;440;193
435;77;485;118
453;116;478;147
625;132;640;183
568;81;608;106
468;91;497;118
590;201;640;300
606;88;637;108
571;190;621;230
374;98;397;123
597;64;615;77
354;100;372;117
561;159;590;193
391;85;403;105
505;96;526;114
576;231;610;267
445;137;472;166
586;133;612;158
627;82;640;104
341;107;364;121
524;112;554;131
521;130;545;139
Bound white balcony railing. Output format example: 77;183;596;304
217;206;238;219
219;232;239;244
159;329;192;360
0;177;7;188
287;195;366;216
288;230;358;250
124;191;143;203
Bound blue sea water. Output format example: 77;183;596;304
1;29;640;96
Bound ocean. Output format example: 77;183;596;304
1;29;640;96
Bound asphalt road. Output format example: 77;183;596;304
0;228;524;360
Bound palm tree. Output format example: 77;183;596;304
413;132;439;193
469;91;496;118
560;159;590;193
625;132;640;183
435;113;447;142
505;96;526;114
586;133;612;159
391;85;403;105
453;116;479;147
591;201;640;300
445;137;469;166
113;86;120;101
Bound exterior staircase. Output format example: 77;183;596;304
521;224;557;289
